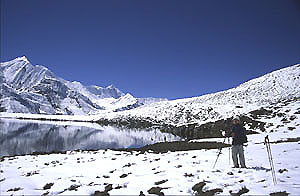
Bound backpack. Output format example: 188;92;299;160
242;127;248;143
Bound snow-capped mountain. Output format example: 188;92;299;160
86;85;124;99
95;63;300;127
1;56;299;130
0;56;164;115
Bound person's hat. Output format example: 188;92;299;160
233;116;240;121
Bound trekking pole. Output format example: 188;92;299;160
268;139;277;185
212;137;227;169
228;137;231;165
264;135;277;185
267;136;277;185
265;136;273;182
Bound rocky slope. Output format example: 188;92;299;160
94;63;300;129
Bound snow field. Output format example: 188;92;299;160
1;127;300;195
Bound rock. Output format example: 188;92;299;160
203;188;223;196
90;185;112;196
147;187;163;195
139;191;146;196
25;171;39;176
154;179;168;185
41;191;49;196
227;172;234;175
7;187;23;192
88;182;94;186
287;127;296;131
277;113;286;117
104;184;113;192
257;179;266;183
43;183;54;190
67;184;80;191
192;181;206;193
120;174;128;178
290;115;297;121
114;185;122;189
270;191;289;196
278;169;288;173
91;191;110;196
123;163;136;167
229;186;249;196
250;108;273;119
192;181;222;196
281;117;290;123
184;173;194;177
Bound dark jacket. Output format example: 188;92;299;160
231;124;247;145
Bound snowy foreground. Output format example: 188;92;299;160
1;92;300;195
1;126;300;195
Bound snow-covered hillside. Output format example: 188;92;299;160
94;64;300;127
0;57;165;115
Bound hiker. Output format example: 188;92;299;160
230;116;247;168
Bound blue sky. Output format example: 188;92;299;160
1;0;300;99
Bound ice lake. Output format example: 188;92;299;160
0;118;180;156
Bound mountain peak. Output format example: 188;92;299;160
0;57;137;114
9;56;30;64
107;84;116;89
16;56;29;62
0;56;30;67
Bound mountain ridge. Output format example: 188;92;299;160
0;56;165;115
1;56;300;130
93;63;300;127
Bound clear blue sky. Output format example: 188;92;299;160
1;0;300;99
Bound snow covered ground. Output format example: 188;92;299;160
1;102;300;196
1;127;299;195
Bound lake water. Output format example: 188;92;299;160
0;118;180;156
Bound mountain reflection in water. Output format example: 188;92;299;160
0;119;179;156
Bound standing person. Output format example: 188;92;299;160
230;116;247;168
